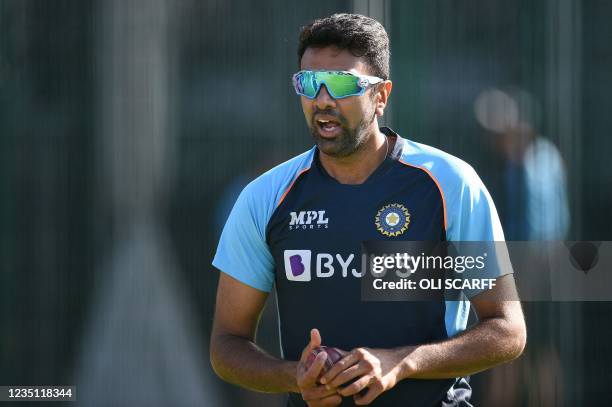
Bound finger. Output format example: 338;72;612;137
320;351;360;384
337;374;372;397
353;382;384;405
328;363;369;389
300;328;322;361
307;393;342;407
301;384;340;401
299;351;327;388
336;348;349;357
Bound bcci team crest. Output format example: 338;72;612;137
375;203;410;237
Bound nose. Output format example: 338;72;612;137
314;84;337;110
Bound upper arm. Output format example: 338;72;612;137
212;272;269;341
210;180;275;341
210;165;282;342
470;274;526;357
470;274;524;326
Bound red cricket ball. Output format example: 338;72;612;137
305;346;343;373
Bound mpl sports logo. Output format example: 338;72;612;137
289;210;329;230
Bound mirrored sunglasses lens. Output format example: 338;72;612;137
323;73;361;98
294;72;363;98
295;71;318;98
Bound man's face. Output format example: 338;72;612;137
299;46;379;157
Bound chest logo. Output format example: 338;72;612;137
375;203;410;237
289;210;329;230
283;250;312;281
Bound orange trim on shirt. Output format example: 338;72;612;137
277;167;311;207
398;159;448;231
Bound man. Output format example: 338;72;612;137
210;13;526;407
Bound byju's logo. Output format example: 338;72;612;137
283;250;311;281
283;250;363;282
289;210;329;230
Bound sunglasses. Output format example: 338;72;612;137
292;70;383;99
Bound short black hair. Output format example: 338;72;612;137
298;13;390;80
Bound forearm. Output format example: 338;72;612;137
210;333;299;393
398;315;526;380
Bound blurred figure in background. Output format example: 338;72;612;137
474;87;569;241
474;87;568;406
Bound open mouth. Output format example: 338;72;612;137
315;117;342;137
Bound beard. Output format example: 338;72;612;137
309;105;377;158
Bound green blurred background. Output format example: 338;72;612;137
1;0;611;405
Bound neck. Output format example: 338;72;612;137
319;125;389;185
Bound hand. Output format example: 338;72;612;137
319;347;405;405
296;329;343;407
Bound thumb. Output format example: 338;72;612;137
310;328;322;349
300;328;322;361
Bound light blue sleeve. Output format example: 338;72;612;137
437;161;511;300
401;139;509;336
212;181;276;292
212;149;315;292
401;139;505;242
442;161;505;242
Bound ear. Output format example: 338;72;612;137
374;80;393;117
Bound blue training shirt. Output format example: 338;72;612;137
213;127;507;407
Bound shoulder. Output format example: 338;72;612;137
398;137;502;240
212;148;316;292
241;147;315;206
399;138;484;202
234;148;316;233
